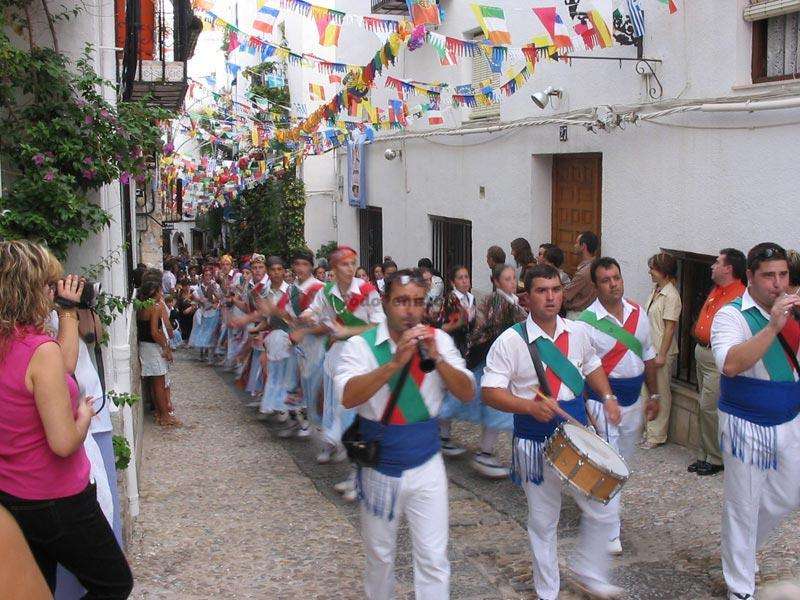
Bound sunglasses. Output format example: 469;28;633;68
754;247;786;261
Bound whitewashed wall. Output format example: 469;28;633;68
296;0;800;298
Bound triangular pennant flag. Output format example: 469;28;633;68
405;0;440;27
253;6;279;35
532;7;556;48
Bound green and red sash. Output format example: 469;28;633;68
731;297;800;382
578;302;643;375
279;280;324;318
512;322;584;398
323;281;371;327
361;326;431;425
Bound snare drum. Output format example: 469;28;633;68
543;422;629;504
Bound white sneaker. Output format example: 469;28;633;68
333;474;355;494
570;573;624;599
440;437;467;457
316;447;334;464
607;537;622;555
342;487;357;502
330;445;348;463
728;593;754;600
296;424;312;438
471;452;509;479
277;423;299;438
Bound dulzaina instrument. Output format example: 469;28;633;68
534;388;630;504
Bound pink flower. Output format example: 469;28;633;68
33;154;45;166
43;170;54;181
119;171;130;184
83;157;93;165
84;114;94;125
163;142;174;155
82;169;94;180
100;109;111;119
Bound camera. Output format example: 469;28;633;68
55;280;101;310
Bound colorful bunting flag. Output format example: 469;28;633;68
315;13;341;46
428;110;444;126
657;0;678;14
309;83;325;100
405;0;440;27
627;0;645;37
329;73;342;84
588;9;613;48
553;11;573;52
253;6;279;35
192;0;214;10
470;4;511;45
531;7;556;49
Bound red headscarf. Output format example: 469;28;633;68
329;245;357;266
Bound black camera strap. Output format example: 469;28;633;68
90;311;107;415
776;332;800;375
379;361;412;425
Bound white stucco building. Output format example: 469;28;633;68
295;0;800;446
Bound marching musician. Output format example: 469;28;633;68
335;269;474;599
710;242;800;600
481;263;623;600
576;257;660;555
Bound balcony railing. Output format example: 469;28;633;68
118;0;201;110
371;0;409;15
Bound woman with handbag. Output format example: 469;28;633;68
335;269;474;600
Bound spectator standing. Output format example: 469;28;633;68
689;249;746;475
564;231;599;317
0;240;132;598
538;243;572;285
162;259;178;295
641;252;682;449
486;245;506;290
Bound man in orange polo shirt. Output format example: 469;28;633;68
690;248;746;476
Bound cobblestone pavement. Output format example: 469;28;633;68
130;353;800;599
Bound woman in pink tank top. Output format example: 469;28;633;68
0;240;132;598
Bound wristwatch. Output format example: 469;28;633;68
602;393;618;403
649;393;661;402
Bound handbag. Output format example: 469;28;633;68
342;361;412;468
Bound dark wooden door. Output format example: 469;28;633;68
551;154;602;275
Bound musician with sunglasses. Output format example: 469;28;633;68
481;263;623;600
710;242;800;600
335;269;474;599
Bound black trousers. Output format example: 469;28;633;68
0;483;133;599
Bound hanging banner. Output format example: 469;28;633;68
347;140;366;208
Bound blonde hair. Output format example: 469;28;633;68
0;240;62;355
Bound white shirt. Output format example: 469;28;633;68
304;277;386;374
576;298;656;379
376;278;385;294
162;270;176;294
334;322;474;420
482;315;602;402
48;312;114;434
711;289;799;382
429;275;445;299
265;281;291;360
284;277;326;373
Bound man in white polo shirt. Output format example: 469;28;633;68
335;269;474;600
576;256;660;555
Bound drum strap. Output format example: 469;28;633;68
515;324;553;398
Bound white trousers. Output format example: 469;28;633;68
587;397;643;541
520;441;616;600
361;454;450;600
720;411;800;597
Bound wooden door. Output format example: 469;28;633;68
551;154;602;275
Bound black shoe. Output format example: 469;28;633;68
687;460;705;473
697;462;724;476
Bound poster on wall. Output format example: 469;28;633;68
347;140;366;209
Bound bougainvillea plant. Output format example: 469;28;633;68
0;2;172;257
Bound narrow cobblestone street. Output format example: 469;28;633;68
129;353;800;599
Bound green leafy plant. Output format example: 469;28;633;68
107;390;141;408
316;241;338;261
0;7;172;257
112;434;131;470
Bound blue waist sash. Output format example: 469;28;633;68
588;373;645;407
719;375;800;427
359;417;441;477
513;397;587;443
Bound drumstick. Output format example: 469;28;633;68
533;388;585;428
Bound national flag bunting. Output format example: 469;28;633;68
428;110;443;126
405;0;440;28
329;73;342;84
315;15;341;46
253;6;279;35
588;9;613;48
470;4;512;45
308;83;325;100
657;0;677;14
626;0;645;37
